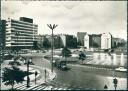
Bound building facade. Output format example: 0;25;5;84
77;32;87;46
89;34;101;48
101;33;112;49
84;34;89;49
5;17;38;49
84;33;112;50
84;34;101;49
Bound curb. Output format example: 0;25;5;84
29;65;56;82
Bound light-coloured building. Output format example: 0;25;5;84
84;34;89;49
101;33;112;49
5;17;38;49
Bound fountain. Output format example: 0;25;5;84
120;53;124;67
107;54;111;65
113;53;117;65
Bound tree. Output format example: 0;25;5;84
2;66;25;90
79;51;86;64
61;47;72;63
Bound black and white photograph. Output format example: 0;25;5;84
0;0;127;90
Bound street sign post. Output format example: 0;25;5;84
35;71;38;84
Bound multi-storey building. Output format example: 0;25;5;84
84;33;112;50
60;34;77;48
84;34;89;49
101;33;112;49
5;17;38;49
77;32;87;46
84;34;101;49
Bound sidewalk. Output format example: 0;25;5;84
1;63;56;90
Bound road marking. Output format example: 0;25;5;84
25;84;39;90
32;85;46;90
15;84;27;89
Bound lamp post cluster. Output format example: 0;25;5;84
47;24;58;73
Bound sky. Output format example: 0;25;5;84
1;1;127;40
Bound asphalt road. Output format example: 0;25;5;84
21;53;127;90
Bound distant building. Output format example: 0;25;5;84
84;34;101;49
5;17;38;49
101;33;112;49
84;34;89;49
60;34;66;47
60;34;77;48
77;32;87;46
89;34;101;48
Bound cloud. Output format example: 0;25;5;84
1;1;127;40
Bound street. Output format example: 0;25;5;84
22;53;127;90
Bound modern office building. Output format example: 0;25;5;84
101;33;112;49
84;34;89;49
89;34;101;48
77;32;87;46
84;33;112;50
5;17;38;49
60;34;77;48
84;34;101;49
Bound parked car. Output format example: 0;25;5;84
115;67;127;72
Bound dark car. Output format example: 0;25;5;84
55;60;68;71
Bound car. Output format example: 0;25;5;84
60;65;68;71
115;67;127;72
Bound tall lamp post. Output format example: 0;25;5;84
110;51;118;90
15;32;20;56
47;24;58;73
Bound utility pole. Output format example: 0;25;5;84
47;24;58;73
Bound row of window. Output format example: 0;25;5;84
11;19;33;26
11;43;33;45
11;22;35;29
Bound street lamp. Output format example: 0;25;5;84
35;71;38;84
15;32;20;56
113;78;118;90
47;24;58;73
26;59;30;87
42;57;47;83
